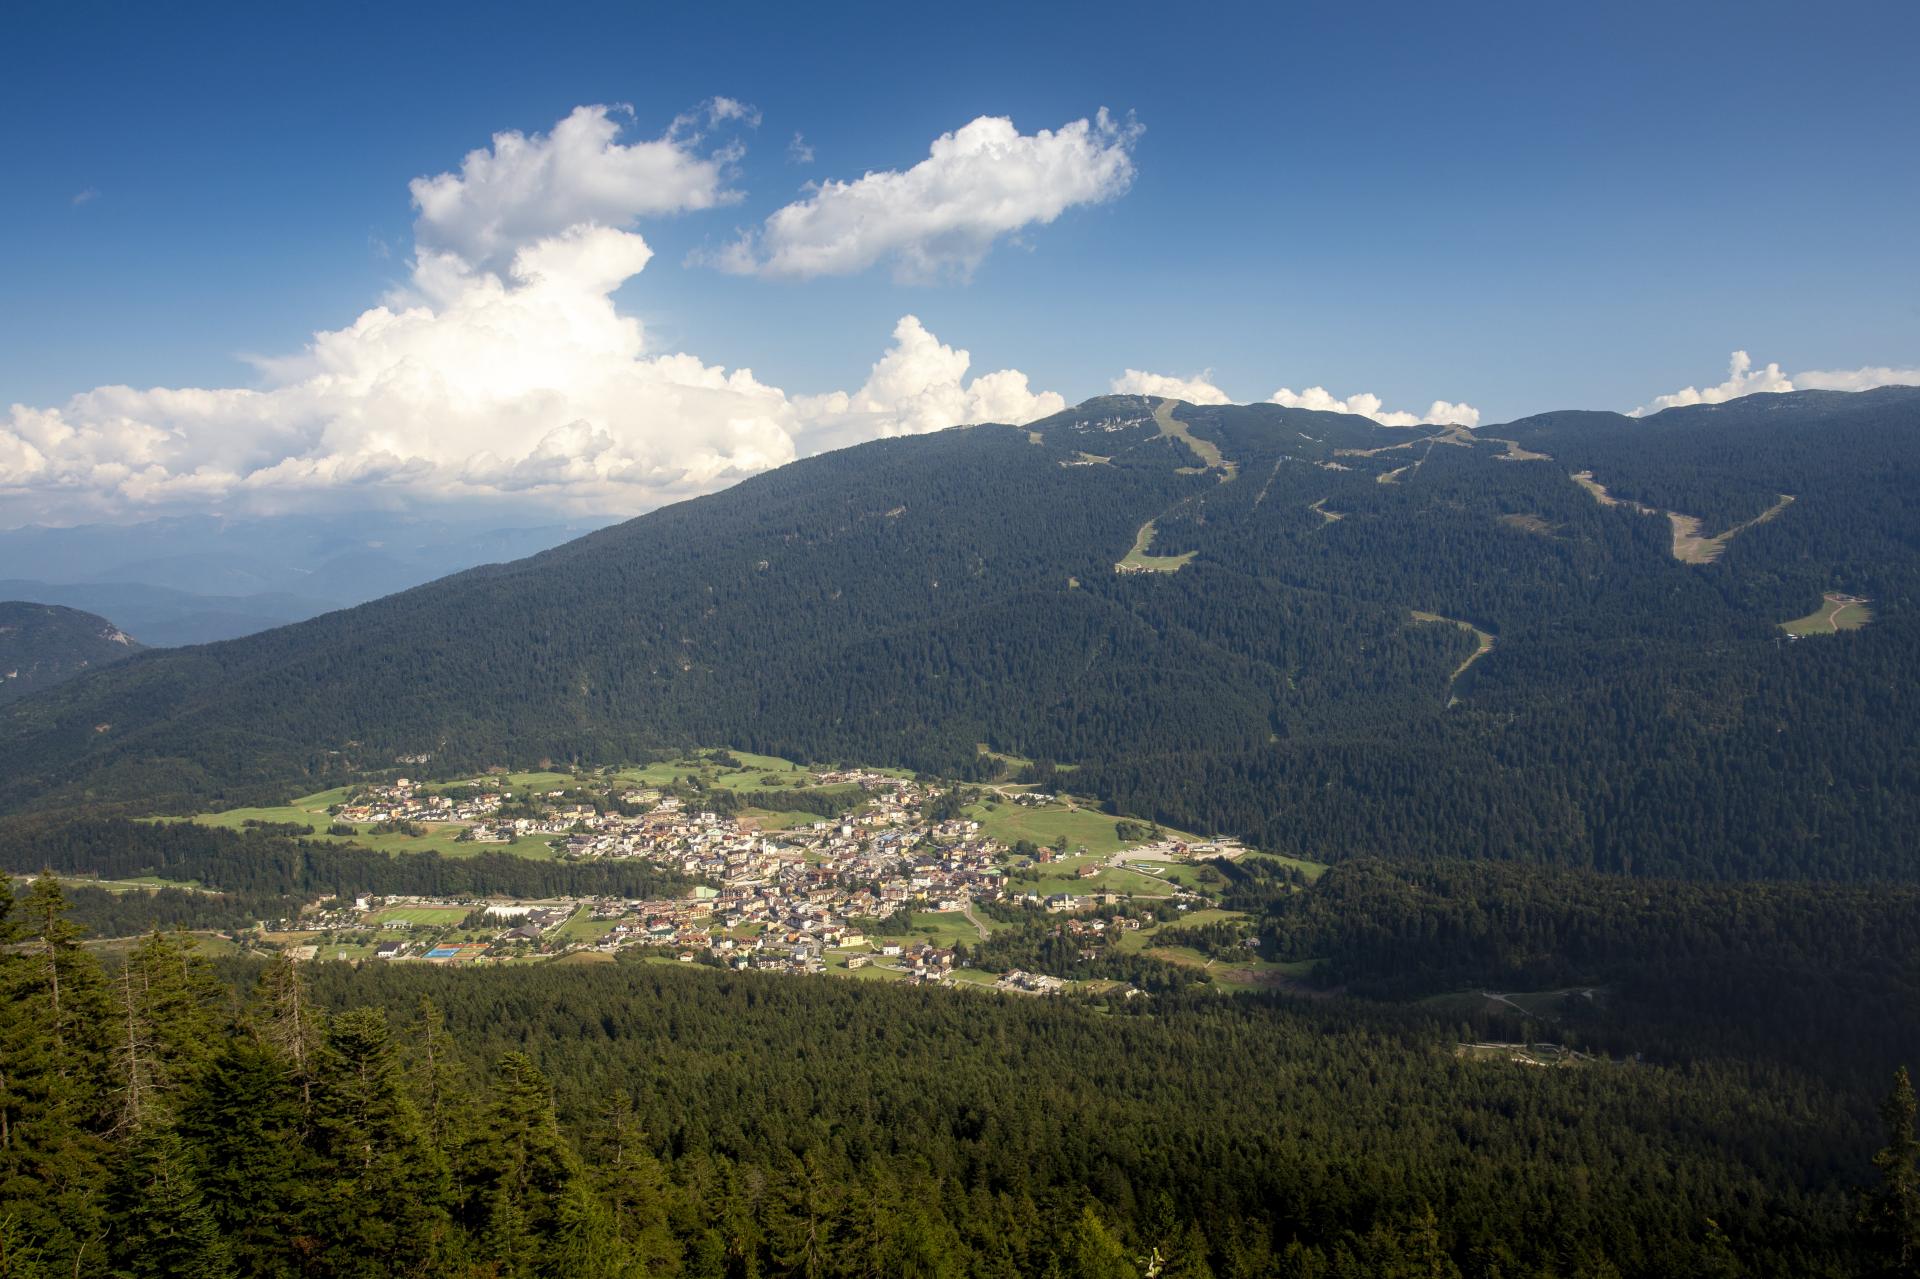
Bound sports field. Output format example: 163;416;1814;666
369;905;469;926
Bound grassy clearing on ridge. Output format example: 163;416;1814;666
1781;593;1873;636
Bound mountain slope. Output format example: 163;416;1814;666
0;602;144;706
2;388;1916;880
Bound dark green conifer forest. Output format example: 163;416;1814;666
8;873;1920;1279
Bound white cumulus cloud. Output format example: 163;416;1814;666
1;106;1067;523
712;109;1141;282
1269;385;1480;428
697;97;761;129
408;103;749;273
1630;350;1920;416
797;316;1066;448
1788;363;1920;392
1109;369;1232;405
1630;350;1793;416
1110;368;1480;427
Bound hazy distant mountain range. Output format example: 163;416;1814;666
0;511;610;645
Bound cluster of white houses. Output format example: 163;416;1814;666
334;779;502;825
503;773;1018;916
281;766;1232;984
315;887;971;980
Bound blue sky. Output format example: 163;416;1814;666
4;0;1917;520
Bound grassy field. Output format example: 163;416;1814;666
1498;513;1556;536
120;874;206;890
553;906;619;943
475;753;852;795
1110;908;1248;954
898;910;987;948
292;785;355;807
1142;943;1212;968
1011;861;1180;897
603;749;889;796
1119;860;1226;893
1114;518;1196;574
27;872;207;895
603;762;691;788
183;803;332;832
611;753;800;791
975;743;1036;774
552;949;617;965
738;807;830;831
491;770;579;793
825;955;911;982
965;799;1139;856
1133;945;1316;992
1207;957;1316;992
224;752;845;855
1410;611;1495;683
1003;854;1104;893
156;799;560;861
704;751;821;789
369;905;469;926
82;930;242;957
1101;908;1315;992
1496;987;1599;1019
1238;851;1329;884
316;940;392;962
1781;592;1873;636
1090;866;1181;896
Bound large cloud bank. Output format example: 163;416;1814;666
2;105;1068;521
1631;350;1920;416
1111;369;1480;427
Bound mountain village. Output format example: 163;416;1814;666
243;758;1262;992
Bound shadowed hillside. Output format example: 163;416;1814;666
0;601;143;706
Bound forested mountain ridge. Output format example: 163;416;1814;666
0;601;143;707
2;387;1916;881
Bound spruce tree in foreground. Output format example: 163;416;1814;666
105;1125;233;1279
1863;1066;1920;1278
